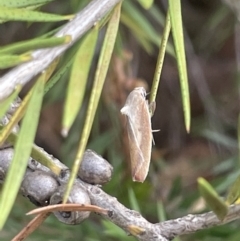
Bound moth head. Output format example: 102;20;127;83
134;87;147;98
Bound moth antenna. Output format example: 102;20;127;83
151;129;160;145
152;129;160;132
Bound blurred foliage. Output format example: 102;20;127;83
1;0;240;240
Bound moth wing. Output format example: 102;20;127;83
140;101;152;160
133;100;152;182
126;115;145;182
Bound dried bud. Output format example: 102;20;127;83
50;184;90;225
78;149;113;185
21;170;59;206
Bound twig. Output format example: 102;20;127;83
158;204;240;240
1;146;240;241
0;0;122;101
11;213;50;241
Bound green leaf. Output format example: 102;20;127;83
120;12;153;53
150;9;171;106
148;4;165;25
62;28;98;136
238;113;240;166
122;1;159;52
0;5;73;22
0;54;32;69
44;56;61;80
169;0;191;132
102;220;135;240
0;76;44;230
0;87;33;146
137;0;153;9
226;175;240;205
156;200;166;222
198;177;228;220
63;2;122;203
44;57;74;95
0;86;21;119
123;1;159;45
0;0;53;8
128;188;141;212
0;36;71;55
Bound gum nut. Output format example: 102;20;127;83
50;184;91;225
78;149;113;185
21;170;59;206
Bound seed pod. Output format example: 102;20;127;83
50;184;90;225
78;149;113;185
0;148;14;182
21;169;59;206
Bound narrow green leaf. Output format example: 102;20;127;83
0;36;71;55
0;76;44;230
128;188;141;212
0;54;32;69
148;4;165;26
238;113;240;167
62;28;98;136
169;0;191;132
0;6;73;22
63;2;122;203
0;0;53;8
120;13;153;53
149;9;171;108
0;86;21;119
156;200;166;222
121;2;174;56
44;57;61;81
198;177;228;220
0;88;33;146
123;1;159;45
137;0;153;9
226;175;240;205
44;58;73;95
122;1;159;46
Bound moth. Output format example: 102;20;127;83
121;87;153;182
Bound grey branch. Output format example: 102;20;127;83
0;0;121;101
1;147;240;241
158;204;240;239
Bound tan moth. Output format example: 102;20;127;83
121;87;152;182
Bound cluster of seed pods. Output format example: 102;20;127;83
0;147;113;225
